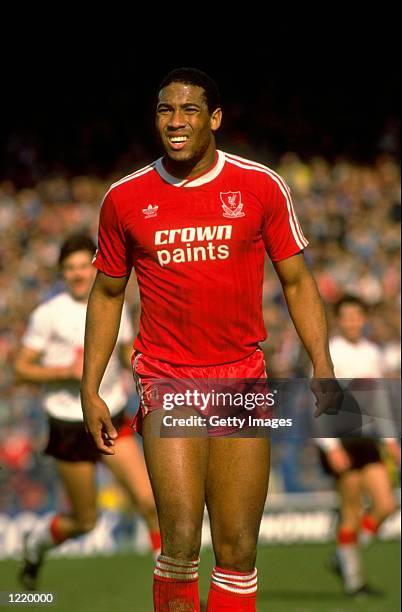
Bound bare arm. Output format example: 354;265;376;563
80;270;130;454
273;253;342;416
14;346;83;383
273;253;333;376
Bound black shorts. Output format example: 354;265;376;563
319;437;382;477
44;410;133;463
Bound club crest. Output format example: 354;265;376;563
220;191;245;218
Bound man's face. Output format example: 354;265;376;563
61;250;96;301
337;304;366;342
156;82;221;163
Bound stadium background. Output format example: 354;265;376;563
0;41;400;610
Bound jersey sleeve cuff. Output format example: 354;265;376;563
269;247;306;263
92;257;130;278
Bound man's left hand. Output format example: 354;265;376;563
310;376;344;418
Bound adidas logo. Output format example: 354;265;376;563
142;204;158;218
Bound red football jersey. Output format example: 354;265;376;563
93;150;308;366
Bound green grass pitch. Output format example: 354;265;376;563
0;541;399;611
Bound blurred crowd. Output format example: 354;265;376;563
0;151;400;512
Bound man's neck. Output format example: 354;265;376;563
163;146;217;180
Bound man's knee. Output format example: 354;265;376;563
340;506;361;531
214;534;257;571
341;495;362;517
162;520;202;560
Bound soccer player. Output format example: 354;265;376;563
15;234;160;590
81;68;340;611
316;295;400;596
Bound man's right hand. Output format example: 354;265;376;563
80;392;118;455
326;446;351;474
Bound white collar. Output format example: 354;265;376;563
155;150;225;187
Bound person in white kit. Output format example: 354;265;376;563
316;295;400;597
14;234;160;590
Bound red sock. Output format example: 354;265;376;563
49;514;68;544
359;513;380;545
153;555;200;611
337;527;358;545
207;567;257;611
149;529;162;555
361;513;379;535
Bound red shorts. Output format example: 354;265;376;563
131;349;270;436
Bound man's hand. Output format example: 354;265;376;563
326;446;351;474
81;393;118;455
310;377;344;417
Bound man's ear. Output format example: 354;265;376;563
210;108;222;132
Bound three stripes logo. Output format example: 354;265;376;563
142;204;159;218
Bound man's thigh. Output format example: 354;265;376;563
206;437;270;542
142;410;209;531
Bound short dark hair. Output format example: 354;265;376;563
334;294;368;316
58;234;96;265
158;67;221;114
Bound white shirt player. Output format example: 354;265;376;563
329;335;384;378
316;336;395;450
22;292;133;421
